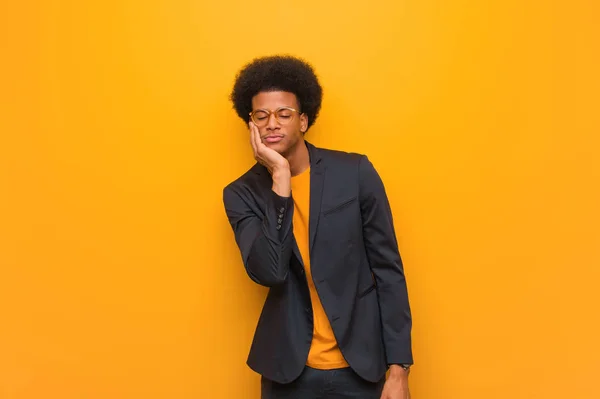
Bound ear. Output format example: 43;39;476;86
300;114;309;133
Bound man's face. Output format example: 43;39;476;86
250;91;308;157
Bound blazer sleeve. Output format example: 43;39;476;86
223;184;295;287
358;155;414;366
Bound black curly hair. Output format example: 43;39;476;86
230;55;323;131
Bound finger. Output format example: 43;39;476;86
252;123;263;148
249;122;259;155
250;122;267;165
251;122;265;156
250;122;259;148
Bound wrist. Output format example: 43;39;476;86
271;163;290;176
388;364;410;379
271;168;291;197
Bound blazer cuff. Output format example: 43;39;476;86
265;189;293;242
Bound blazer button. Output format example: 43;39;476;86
279;207;285;213
276;225;281;230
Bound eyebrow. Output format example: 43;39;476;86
253;106;297;111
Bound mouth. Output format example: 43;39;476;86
262;134;284;144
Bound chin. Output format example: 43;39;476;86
266;142;287;153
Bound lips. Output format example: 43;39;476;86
263;135;284;144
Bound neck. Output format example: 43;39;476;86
285;139;310;177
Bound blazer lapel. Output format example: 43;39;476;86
306;142;325;257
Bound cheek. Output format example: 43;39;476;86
289;123;304;138
258;125;273;136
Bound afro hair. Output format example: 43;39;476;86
230;55;323;131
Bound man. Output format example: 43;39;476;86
223;55;413;399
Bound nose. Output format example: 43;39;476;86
266;112;280;130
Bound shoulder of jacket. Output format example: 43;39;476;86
223;163;261;194
317;146;366;166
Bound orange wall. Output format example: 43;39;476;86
1;1;599;398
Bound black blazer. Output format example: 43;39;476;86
223;142;413;384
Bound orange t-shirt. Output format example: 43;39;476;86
291;167;349;369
